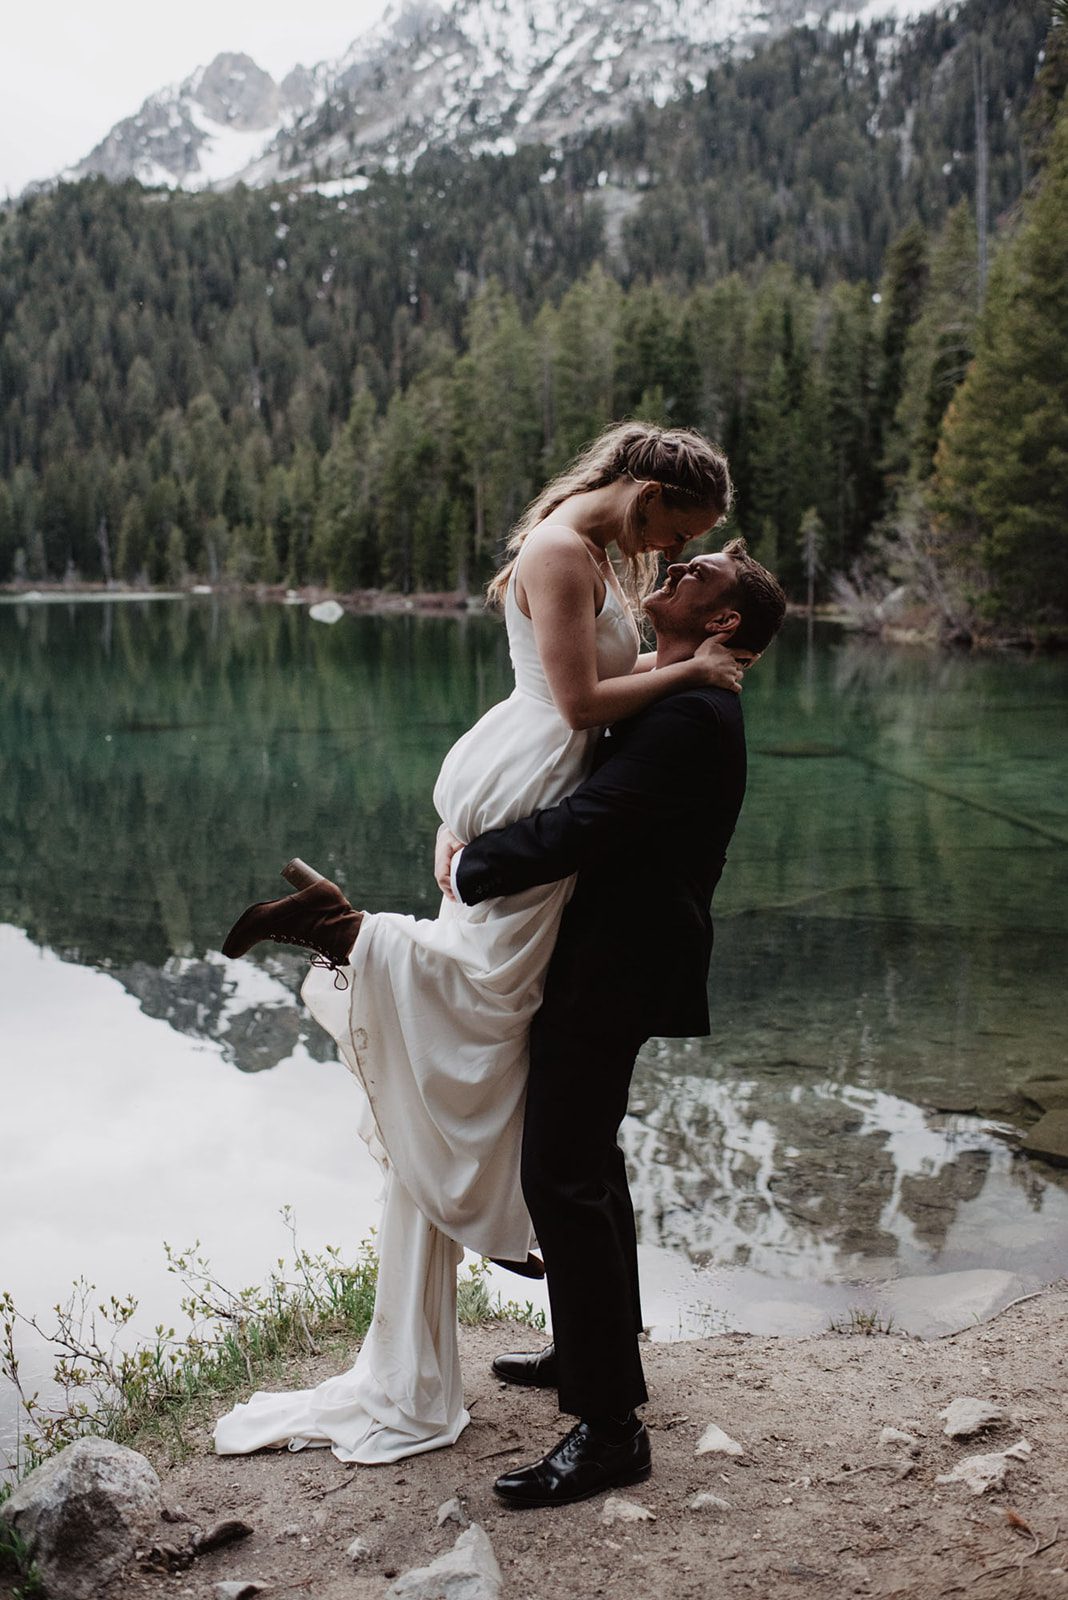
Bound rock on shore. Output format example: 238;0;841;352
1;1437;160;1600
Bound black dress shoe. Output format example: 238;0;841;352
493;1418;651;1508
491;1344;559;1389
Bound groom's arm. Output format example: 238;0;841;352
454;690;738;905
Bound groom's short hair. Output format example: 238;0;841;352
719;538;787;653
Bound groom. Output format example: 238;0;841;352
438;536;786;1508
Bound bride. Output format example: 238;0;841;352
215;422;738;1463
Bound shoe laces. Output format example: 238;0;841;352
312;953;350;991
269;935;350;989
555;1422;588;1461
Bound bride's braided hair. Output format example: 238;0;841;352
486;422;733;610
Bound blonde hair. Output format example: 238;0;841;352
485;422;733;609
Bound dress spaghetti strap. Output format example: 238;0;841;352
512;524;629;624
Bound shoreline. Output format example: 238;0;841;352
0;581;476;614
3;581;1060;650
8;1281;1064;1600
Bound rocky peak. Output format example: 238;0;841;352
190;52;283;130
58;0;949;193
65;49;321;191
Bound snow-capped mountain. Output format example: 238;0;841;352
65;52;326;190
65;0;946;193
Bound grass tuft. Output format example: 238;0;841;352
828;1305;896;1337
456;1258;547;1332
0;1499;46;1599
1;1206;545;1487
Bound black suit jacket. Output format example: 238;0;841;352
455;686;747;1040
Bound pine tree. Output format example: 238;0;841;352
1023;8;1068;170
933;97;1068;634
309;380;377;590
373;390;430;594
454;282;539;584
165;524;187;587
546;266;622;468
819;282;880;569
682;277;751;485
875;221;929;474
890;204;979;484
742;272;816;583
0;479;14;581
746;355;796;574
614;284;682;419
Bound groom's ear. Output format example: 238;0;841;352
703;609;741;641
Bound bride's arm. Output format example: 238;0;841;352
521;528;738;731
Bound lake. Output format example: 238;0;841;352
2;594;1067;1445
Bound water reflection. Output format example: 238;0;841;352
1;597;506;967
626;1044;1064;1281
2;597;1067;1337
112;951;330;1075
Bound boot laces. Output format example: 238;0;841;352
311;953;350;991
269;934;350;989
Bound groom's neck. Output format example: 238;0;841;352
654;635;700;669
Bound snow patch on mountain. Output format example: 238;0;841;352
64;51;323;190
57;0;951;194
183;110;285;191
821;0;946;21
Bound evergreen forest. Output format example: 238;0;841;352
0;0;1064;639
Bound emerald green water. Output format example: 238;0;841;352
2;596;1067;1365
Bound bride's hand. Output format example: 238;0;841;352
691;638;744;694
435;824;465;901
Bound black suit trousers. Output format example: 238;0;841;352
520;1004;650;1419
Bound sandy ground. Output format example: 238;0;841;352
13;1281;1063;1600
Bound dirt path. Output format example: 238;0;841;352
8;1286;1068;1600
12;1285;1068;1600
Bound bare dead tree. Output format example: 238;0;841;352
96;515;113;585
798;506;824;614
973;38;990;306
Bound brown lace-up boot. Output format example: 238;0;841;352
222;859;363;983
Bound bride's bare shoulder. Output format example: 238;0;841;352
521;522;597;571
513;524;602;614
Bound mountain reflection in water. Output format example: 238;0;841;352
626;1047;1059;1281
2;595;1067;1338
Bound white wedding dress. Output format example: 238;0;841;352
214;546;638;1464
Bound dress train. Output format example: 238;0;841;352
213;1168;468;1463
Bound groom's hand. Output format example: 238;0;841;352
435;824;465;900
